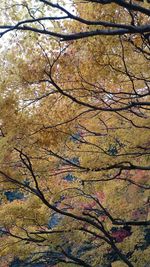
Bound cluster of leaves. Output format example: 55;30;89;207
0;0;150;267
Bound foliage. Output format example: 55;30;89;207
0;1;150;267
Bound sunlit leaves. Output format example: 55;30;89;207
0;1;149;266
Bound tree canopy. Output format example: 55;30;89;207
0;0;150;266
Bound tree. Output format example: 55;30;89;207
0;1;150;266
